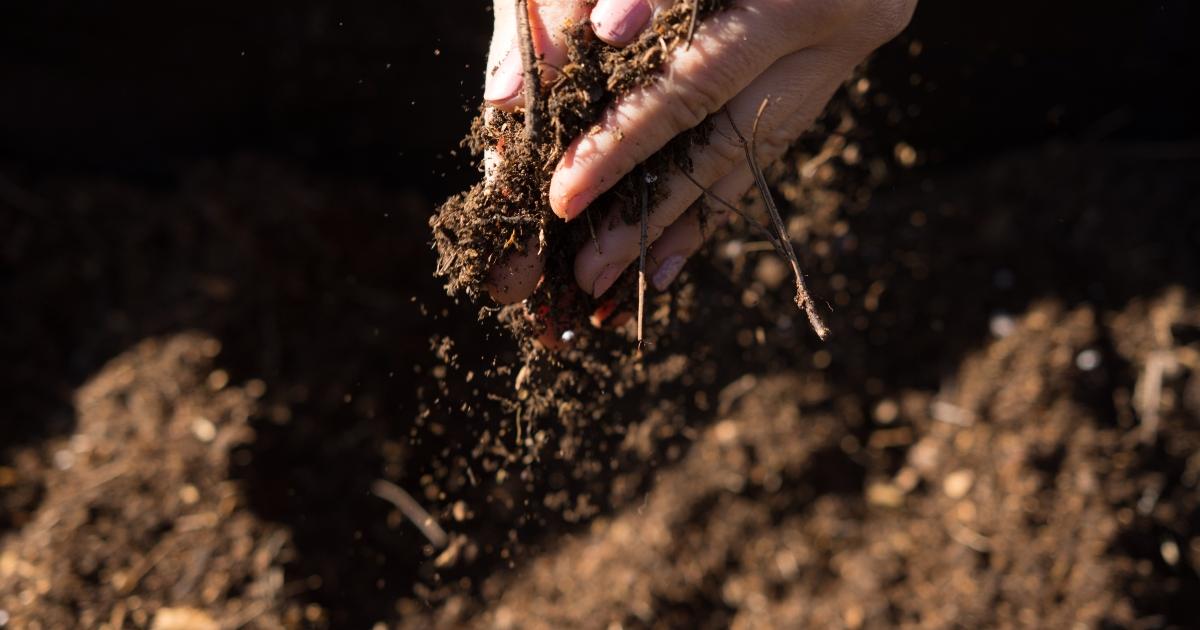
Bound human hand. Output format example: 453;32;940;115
482;0;916;313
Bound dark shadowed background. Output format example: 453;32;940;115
2;0;1195;186
2;1;1198;628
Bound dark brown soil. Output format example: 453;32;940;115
3;138;1199;628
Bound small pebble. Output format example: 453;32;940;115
207;369;229;391
179;485;200;505
245;378;267;398
53;449;74;471
1161;539;1180;566
943;469;975;499
908;439;941;473
191;417;217;443
867;482;904;508
989;313;1016;338
152;608;218;630
1075;348;1101;371
873;398;899;424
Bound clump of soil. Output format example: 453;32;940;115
430;0;729;345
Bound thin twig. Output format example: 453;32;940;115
679;169;784;252
514;0;543;143
488;213;540;225
686;0;701;48
371;479;449;549
725;102;830;339
637;169;650;354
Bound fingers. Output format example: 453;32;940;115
574;47;852;297
644;59;853;293
485;0;591;110
549;0;844;220
586;172;745;332
645;165;751;289
591;0;670;46
486;235;545;304
647;47;850;237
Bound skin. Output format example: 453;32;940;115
481;0;917;327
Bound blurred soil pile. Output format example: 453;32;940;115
3;140;1198;628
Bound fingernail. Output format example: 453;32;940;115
591;263;624;297
556;190;596;222
651;255;686;291
591;0;653;46
484;47;523;103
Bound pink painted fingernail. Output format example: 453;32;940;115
484;47;523;103
591;263;625;297
651;255;686;291
591;0;653;46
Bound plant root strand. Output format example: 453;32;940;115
515;0;544;143
725;100;830;340
637;169;650;354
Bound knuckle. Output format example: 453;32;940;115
667;57;742;133
768;0;845;38
708;131;746;176
666;83;718;135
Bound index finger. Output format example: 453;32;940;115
548;0;841;220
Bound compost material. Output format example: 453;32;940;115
3;142;1198;628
